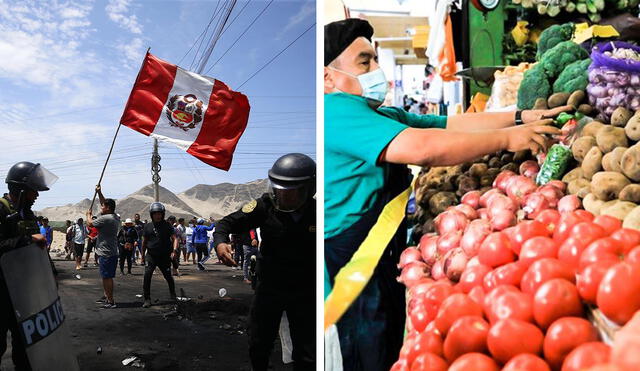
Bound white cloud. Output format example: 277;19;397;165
105;0;143;34
122;37;145;66
277;0;315;38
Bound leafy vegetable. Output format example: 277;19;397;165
536;23;574;60
539;41;589;79
517;64;552;110
552;59;591;93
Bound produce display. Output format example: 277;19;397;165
511;0;639;23
485;63;532;111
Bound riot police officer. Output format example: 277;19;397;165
214;153;316;371
0;162;58;370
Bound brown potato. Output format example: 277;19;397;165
468;163;489;178
596;126;628;153
513;150;530;163
500;163;518;173
567;178;591;196
562;167;584;183
619;184;640;203
623;206;640;231
567;90;585;108
577;104;593;115
581;146;603;180
621;145;640;182
583;193;606;215
611;107;633;127
624;112;640;141
532;98;548;110
590;171;631;201
571;136;597;162
601;147;627;173
601;201;638;221
429;191;457;215
581;121;605;138
547;92;571;108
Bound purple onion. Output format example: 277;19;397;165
631;74;640;85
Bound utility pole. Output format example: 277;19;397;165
152;138;161;202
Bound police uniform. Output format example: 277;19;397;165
0;195;38;370
213;193;315;371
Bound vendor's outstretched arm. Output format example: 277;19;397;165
381;122;559;167
446;106;572;131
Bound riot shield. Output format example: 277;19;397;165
0;244;80;371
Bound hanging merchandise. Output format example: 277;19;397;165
439;15;458;82
426;0;455;78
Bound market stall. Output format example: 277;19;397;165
393;2;640;370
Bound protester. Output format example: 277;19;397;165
64;219;73;259
214;153;316;371
230;234;244;271
237;229;259;284
85;216;99;267
86;185;120;309
133;213;144;265
176;217;187;264
39;217;53;251
141;202;178;308
185;219;196;264
118;218;138;275
191;218;214;271
71;218;87;270
167;215;181;276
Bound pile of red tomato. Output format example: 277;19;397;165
394;170;640;370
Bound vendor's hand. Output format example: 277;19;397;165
522;105;573;124
32;234;46;249
216;243;237;267
504;119;561;155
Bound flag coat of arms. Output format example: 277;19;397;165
120;52;250;171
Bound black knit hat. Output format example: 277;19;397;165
324;18;374;66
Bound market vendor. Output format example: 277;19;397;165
324;18;570;371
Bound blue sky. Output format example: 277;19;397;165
0;0;316;208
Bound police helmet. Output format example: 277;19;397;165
197;218;205;225
6;162;58;192
149;202;166;219
267;153;315;212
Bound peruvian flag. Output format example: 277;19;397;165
120;52;250;171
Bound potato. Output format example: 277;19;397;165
500;153;514;164
581;121;605;138
548;92;571;108
468;163;489;178
567;90;585;108
416;188;438;208
486;168;501;179
581;146;603;180
500;163;518;173
611;107;633;127
619;184;640;203
562;167;584;183
513;150;530;163
577;187;590;199
479;175;494;188
571;136;597;162
422;219;435;234
456;175;479;197
624;112;640;141
623;206;640;231
577;104;594;115
601;201;638;221
533;98;548;110
429;191;457;215
568;178;591;196
488;157;502;169
601;147;627;173
583;193;606;215
590;171;631;201
596;126;628;153
620;145;640;182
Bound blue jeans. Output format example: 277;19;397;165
243;245;258;281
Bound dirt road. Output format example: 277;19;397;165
2;243;292;371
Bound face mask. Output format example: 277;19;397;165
330;67;388;104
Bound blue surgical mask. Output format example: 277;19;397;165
330;67;388;104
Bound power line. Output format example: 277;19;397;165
204;0;275;74
176;5;219;65
236;23;315;89
196;0;238;73
189;1;225;70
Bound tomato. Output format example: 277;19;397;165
457;264;491;293
610;228;640;252
468;285;485;306
408;280;436;299
503;354;551;371
554;212;588;243
627;246;640;265
509;221;550;255
535;209;561;234
486;289;533;324
533;278;583;329
399;331;419;360
557;237;590;275
543;317;599;369
434;293;483;335
519;236;559;267
390;358;410;371
478;232;516;268
597;261;640;325
483;285;519;316
404;330;444;365
561;342;610;371
579;237;626;271
448;353;499;371
487;318;544;364
410;352;448;371
443;316;489;362
593;215;623;236
484;262;527;291
572;222;607;244
574;210;595;222
521;258;575;295
576;261;616;304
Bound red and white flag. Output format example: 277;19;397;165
120;52;250;171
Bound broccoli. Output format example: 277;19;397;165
517;64;552;110
553;58;591;93
539;41;589;79
536;23;574;60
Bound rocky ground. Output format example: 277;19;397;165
1;232;292;371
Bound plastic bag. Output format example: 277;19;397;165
486;65;529;111
587;41;640;123
536;144;573;185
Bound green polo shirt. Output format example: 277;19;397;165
324;93;447;239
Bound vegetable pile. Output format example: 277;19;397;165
511;0;639;23
395;165;640;370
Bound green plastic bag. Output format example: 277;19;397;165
536;144;573;185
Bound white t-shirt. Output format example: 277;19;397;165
71;223;86;245
185;225;194;244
